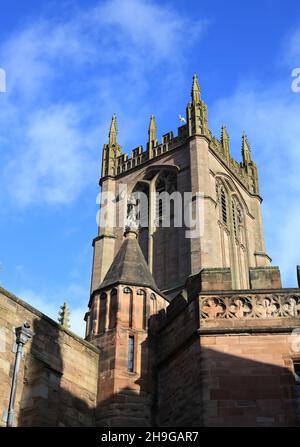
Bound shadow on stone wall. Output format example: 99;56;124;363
153;297;300;427
156;342;299;427
16;311;300;427
18;318;94;427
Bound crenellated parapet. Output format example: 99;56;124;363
112;125;188;176
100;75;260;196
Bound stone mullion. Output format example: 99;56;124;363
148;173;159;274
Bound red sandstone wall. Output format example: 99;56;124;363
200;334;298;426
155;295;300;427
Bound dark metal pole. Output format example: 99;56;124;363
7;322;33;427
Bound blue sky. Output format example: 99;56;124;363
0;0;300;336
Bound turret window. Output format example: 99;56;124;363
128;335;135;373
109;289;118;329
99;293;107;333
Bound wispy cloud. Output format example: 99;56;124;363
281;23;300;67
4;105;97;205
0;0;207;208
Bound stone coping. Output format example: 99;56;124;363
198;287;300;296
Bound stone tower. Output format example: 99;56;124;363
90;74;280;300
86;74;283;425
86;202;168;425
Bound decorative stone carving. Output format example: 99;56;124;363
123;287;132;294
201;298;226;319
200;294;300;320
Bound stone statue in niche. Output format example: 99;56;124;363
125;194;139;232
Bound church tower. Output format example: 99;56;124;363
90;74;280;301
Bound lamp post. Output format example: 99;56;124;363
6;322;33;427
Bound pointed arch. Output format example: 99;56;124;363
124;287;134;328
215;175;250;289
109;288;118;329
215;172;253;219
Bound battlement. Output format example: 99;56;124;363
114;125;188;175
101;74;259;196
110;126;258;196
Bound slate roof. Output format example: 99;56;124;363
98;233;160;293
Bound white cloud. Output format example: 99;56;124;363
93;0;205;61
4;105;97;205
0;0;206;208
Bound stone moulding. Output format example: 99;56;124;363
200;293;300;321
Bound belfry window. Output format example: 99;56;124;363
232;201;237;236
220;188;227;225
128;335;135;373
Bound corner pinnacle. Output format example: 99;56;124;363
109;114;118;145
191;73;201;103
58;302;70;329
242;132;252;164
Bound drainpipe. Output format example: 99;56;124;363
6;322;33;427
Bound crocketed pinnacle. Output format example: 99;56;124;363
58;302;70;328
191;73;201;103
108;114;118;146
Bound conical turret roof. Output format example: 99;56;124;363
98;231;160;293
